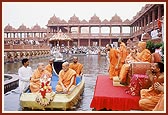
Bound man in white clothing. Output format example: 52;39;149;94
151;27;159;39
141;30;146;41
18;58;33;93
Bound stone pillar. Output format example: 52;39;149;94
134;22;137;32
13;33;15;38
68;26;70;33
78;26;81;34
57;26;59;32
152;9;155;24
141;18;143;29
120;26;122;34
158;6;161;19
148;13;150;25
41;33;42;38
78;39;80;47
88;39;90;46
130;27;132;35
144;16;146;28
110;26;112;34
47;27;50;34
133;25;135;33
20;33;22;38
138;21;141;30
89;26;91;34
136;22;138;31
49;27;52;33
31;33;33;38
99;39;101;46
24;33;26;38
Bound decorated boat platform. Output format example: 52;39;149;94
20;57;85;111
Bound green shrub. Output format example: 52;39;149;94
146;41;155;52
146;41;164;63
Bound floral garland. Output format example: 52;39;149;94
36;92;55;107
35;74;55;106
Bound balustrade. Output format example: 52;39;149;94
4;44;50;51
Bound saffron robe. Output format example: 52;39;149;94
119;49;151;83
108;48;120;79
30;69;51;93
118;42;128;73
56;68;76;92
69;62;83;76
151;53;162;63
139;88;164;111
139;74;164;111
153;94;164;111
45;64;53;74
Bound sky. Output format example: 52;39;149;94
3;2;156;29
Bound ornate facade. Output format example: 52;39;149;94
4;4;164;62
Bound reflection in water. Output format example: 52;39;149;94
4;55;109;111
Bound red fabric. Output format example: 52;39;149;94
125;74;150;96
90;75;141;111
157;19;162;29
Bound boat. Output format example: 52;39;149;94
20;63;85;110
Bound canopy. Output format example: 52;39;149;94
49;30;72;42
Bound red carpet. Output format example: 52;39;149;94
90;75;141;111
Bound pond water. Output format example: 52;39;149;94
3;54;109;111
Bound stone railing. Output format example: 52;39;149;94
4;44;50;51
68;33;131;38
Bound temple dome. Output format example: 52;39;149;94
89;14;101;23
60;19;67;24
68;14;80;23
123;19;131;24
48;14;61;24
110;14;122;23
32;24;41;30
81;19;88;24
17;24;27;31
4;24;14;31
102;19;109;24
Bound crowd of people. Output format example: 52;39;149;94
141;16;164;41
5;39;41;45
18;35;164;111
105;38;164;111
50;45;106;56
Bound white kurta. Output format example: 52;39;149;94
151;30;159;39
18;66;33;93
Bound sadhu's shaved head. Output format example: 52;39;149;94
62;62;69;67
73;56;78;59
73;56;78;63
62;62;69;72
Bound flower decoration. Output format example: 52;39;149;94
35;74;55;106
